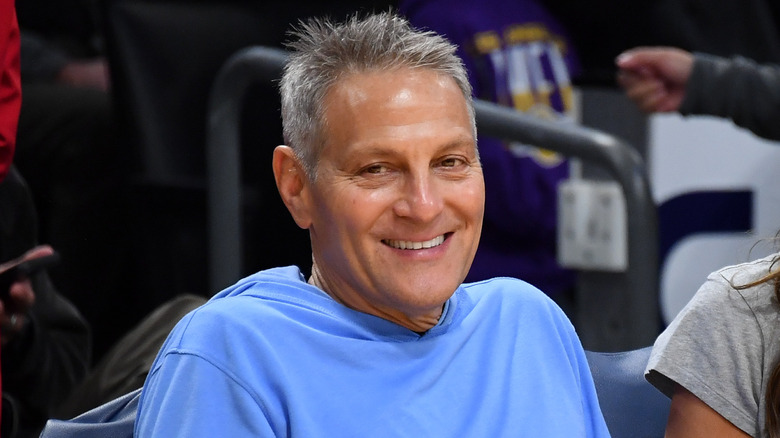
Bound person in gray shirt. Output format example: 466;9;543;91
616;46;780;437
644;252;780;437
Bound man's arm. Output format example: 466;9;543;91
136;352;276;437
20;32;110;91
679;53;780;141
617;46;780;141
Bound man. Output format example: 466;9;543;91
135;12;609;437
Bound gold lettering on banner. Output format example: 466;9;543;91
469;23;574;166
474;32;501;54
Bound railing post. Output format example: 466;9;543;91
206;46;288;292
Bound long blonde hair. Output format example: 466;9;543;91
733;255;780;437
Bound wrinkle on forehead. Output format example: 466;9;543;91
319;68;473;157
334;68;455;105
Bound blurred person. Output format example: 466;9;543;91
399;0;581;318
134;12;609;437
0;197;91;438
0;4;91;437
616;46;780;141
13;1;134;361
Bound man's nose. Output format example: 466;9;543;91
393;172;444;222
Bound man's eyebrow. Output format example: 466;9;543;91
437;136;477;152
352;135;475;154
345;145;397;158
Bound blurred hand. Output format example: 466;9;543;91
0;245;53;344
57;58;111;92
615;47;694;113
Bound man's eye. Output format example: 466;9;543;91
363;164;389;175
439;157;464;167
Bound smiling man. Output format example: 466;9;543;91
134;12;609;437
285;66;484;333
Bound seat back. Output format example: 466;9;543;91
585;347;670;438
40;388;140;438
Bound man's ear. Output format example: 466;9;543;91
272;145;313;229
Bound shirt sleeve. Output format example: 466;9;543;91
645;272;764;436
680;53;780;141
135;351;277;437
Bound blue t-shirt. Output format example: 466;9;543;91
135;266;609;437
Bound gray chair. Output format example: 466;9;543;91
586;347;671;438
40;388;139;438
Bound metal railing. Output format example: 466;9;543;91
206;46;659;350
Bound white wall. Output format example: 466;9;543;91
650;114;780;323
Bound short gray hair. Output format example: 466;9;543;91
279;11;475;180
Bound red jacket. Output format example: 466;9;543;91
0;2;21;183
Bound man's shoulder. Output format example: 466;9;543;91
215;265;306;296
167;267;324;336
457;276;566;324
461;276;551;303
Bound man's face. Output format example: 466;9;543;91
302;67;484;328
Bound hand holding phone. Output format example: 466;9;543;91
0;250;60;300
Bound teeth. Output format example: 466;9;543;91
385;235;445;250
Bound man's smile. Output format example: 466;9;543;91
382;233;449;250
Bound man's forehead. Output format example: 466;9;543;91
328;67;458;98
321;68;467;127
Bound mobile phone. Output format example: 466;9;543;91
0;252;61;300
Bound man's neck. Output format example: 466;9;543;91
307;263;443;332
